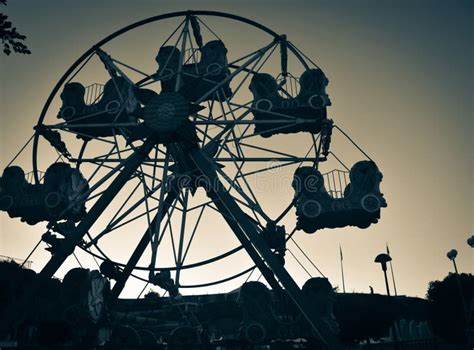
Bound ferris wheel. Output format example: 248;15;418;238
0;10;386;347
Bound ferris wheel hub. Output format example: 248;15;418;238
143;92;190;133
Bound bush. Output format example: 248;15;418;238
426;273;473;343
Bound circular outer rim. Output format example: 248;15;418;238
31;10;315;289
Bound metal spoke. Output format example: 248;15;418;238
147;19;189;89
237;159;301;178
216;90;242;158
212;155;271;222
228;41;278;100
85;145;118;183
84;177;164;249
66;149;128;215
224;122;302;144
81;146;135;162
195;16;222;41
112;57;154;78
156;197;179;248
227;101;299;120
186;199;214;212
149;149;171;276
219;98;279;224
107;180;143;229
56;128;116;145
290;236;325;277
195;40;278;104
99;202;160;237
139;165;155;250
180;204;206;264
239;141;300;159
107;181;162;231
44;122;138;129
185;24;200;74
161;17;187;49
77;155;317;163
66;52;96;84
167;208;178;266
287;248;312;278
175;188;189;287
112;128;123;161
175;16;190;92
226;155;264;224
96;48;134;88
219;142;265;225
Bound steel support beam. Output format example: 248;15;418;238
168;143;281;291
40;137;157;279
109;190;178;304
188;148;341;349
205;192;281;291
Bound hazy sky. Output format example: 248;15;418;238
0;0;472;299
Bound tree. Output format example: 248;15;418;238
333;293;431;344
427;273;473;343
0;0;31;55
334;293;400;343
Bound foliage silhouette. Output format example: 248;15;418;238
0;0;30;55
334;293;430;344
426;273;473;343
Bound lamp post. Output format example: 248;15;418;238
467;236;473;325
375;253;392;296
467;235;474;248
447;249;459;274
447;248;469;325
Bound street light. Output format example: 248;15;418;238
467;235;474;248
375;253;392;296
447;248;469;326
467;236;474;329
447;249;459;274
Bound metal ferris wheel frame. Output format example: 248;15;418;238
32;9;324;286
29;10;341;348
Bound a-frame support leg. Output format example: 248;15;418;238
108;190;178;305
108;187;281;304
206;195;282;291
40;138;157;279
189;149;341;349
